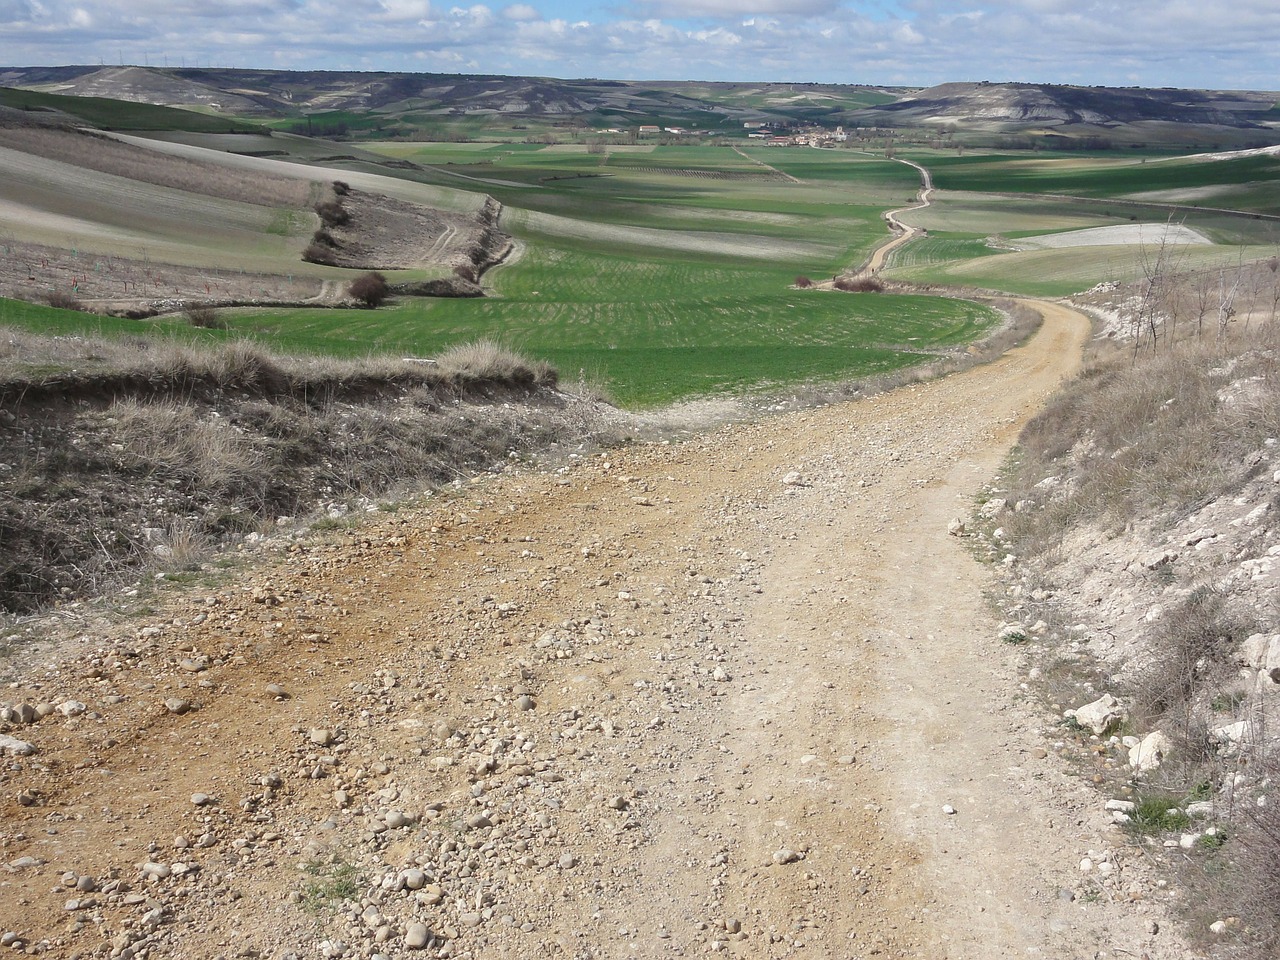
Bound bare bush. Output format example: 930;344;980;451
315;200;350;228
833;276;885;293
44;289;83;311
302;242;338;266
1130;587;1254;743
331;180;351;197
182;303;227;330
794;276;813;288
348;272;390;308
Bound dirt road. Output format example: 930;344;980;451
0;301;1188;959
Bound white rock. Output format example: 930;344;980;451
1129;731;1174;773
979;498;1007;519
947;518;966;536
1105;799;1136;813
1213;721;1251;747
1209;920;1228;935
0;734;36;756
405;922;430;949
1073;694;1127;736
781;471;804;486
57;700;87;717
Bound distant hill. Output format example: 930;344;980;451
1;68;1277;147
0;66;900;129
849;81;1280;147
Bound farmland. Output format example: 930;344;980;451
9;85;1279;405
881;147;1280;296
0;125;1003;406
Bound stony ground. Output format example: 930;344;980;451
0;303;1193;959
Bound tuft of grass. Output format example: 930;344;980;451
300;859;361;915
434;339;558;388
1129;792;1193;835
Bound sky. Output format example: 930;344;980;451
2;0;1279;90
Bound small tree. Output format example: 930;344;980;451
348;272;389;308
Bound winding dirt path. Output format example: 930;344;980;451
0;300;1187;959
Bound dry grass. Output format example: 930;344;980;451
0;331;591;612
998;318;1280;960
1003;329;1280;557
433;339;558;388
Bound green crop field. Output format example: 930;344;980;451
0;141;999;407
923;151;1280;216
0;88;262;133
885;242;1276;298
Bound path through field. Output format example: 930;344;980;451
0;301;1187;959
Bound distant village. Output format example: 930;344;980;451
592;121;857;146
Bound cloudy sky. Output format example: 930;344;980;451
3;0;1278;89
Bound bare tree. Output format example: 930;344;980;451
1132;219;1186;357
1215;256;1243;343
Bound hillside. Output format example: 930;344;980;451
852;81;1280;147
0;66;901;137
3;67;1278;147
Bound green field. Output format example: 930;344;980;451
922;151;1280;216
0;88;262;133
1;139;1003;406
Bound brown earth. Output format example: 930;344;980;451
0;300;1196;958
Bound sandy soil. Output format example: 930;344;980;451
0;301;1191;959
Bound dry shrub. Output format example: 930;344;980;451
794;275;813;288
45;290;83;311
1129;587;1254;743
315;200;350;227
331;180;351;197
302;241;338;265
453;263;478;283
434;340;557;388
348;272;389;308
182;303;226;329
834;276;884;293
311;227;339;249
1003;332;1279;555
110;398;263;497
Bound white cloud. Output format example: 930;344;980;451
377;0;431;21
633;0;840;17
0;0;1277;89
